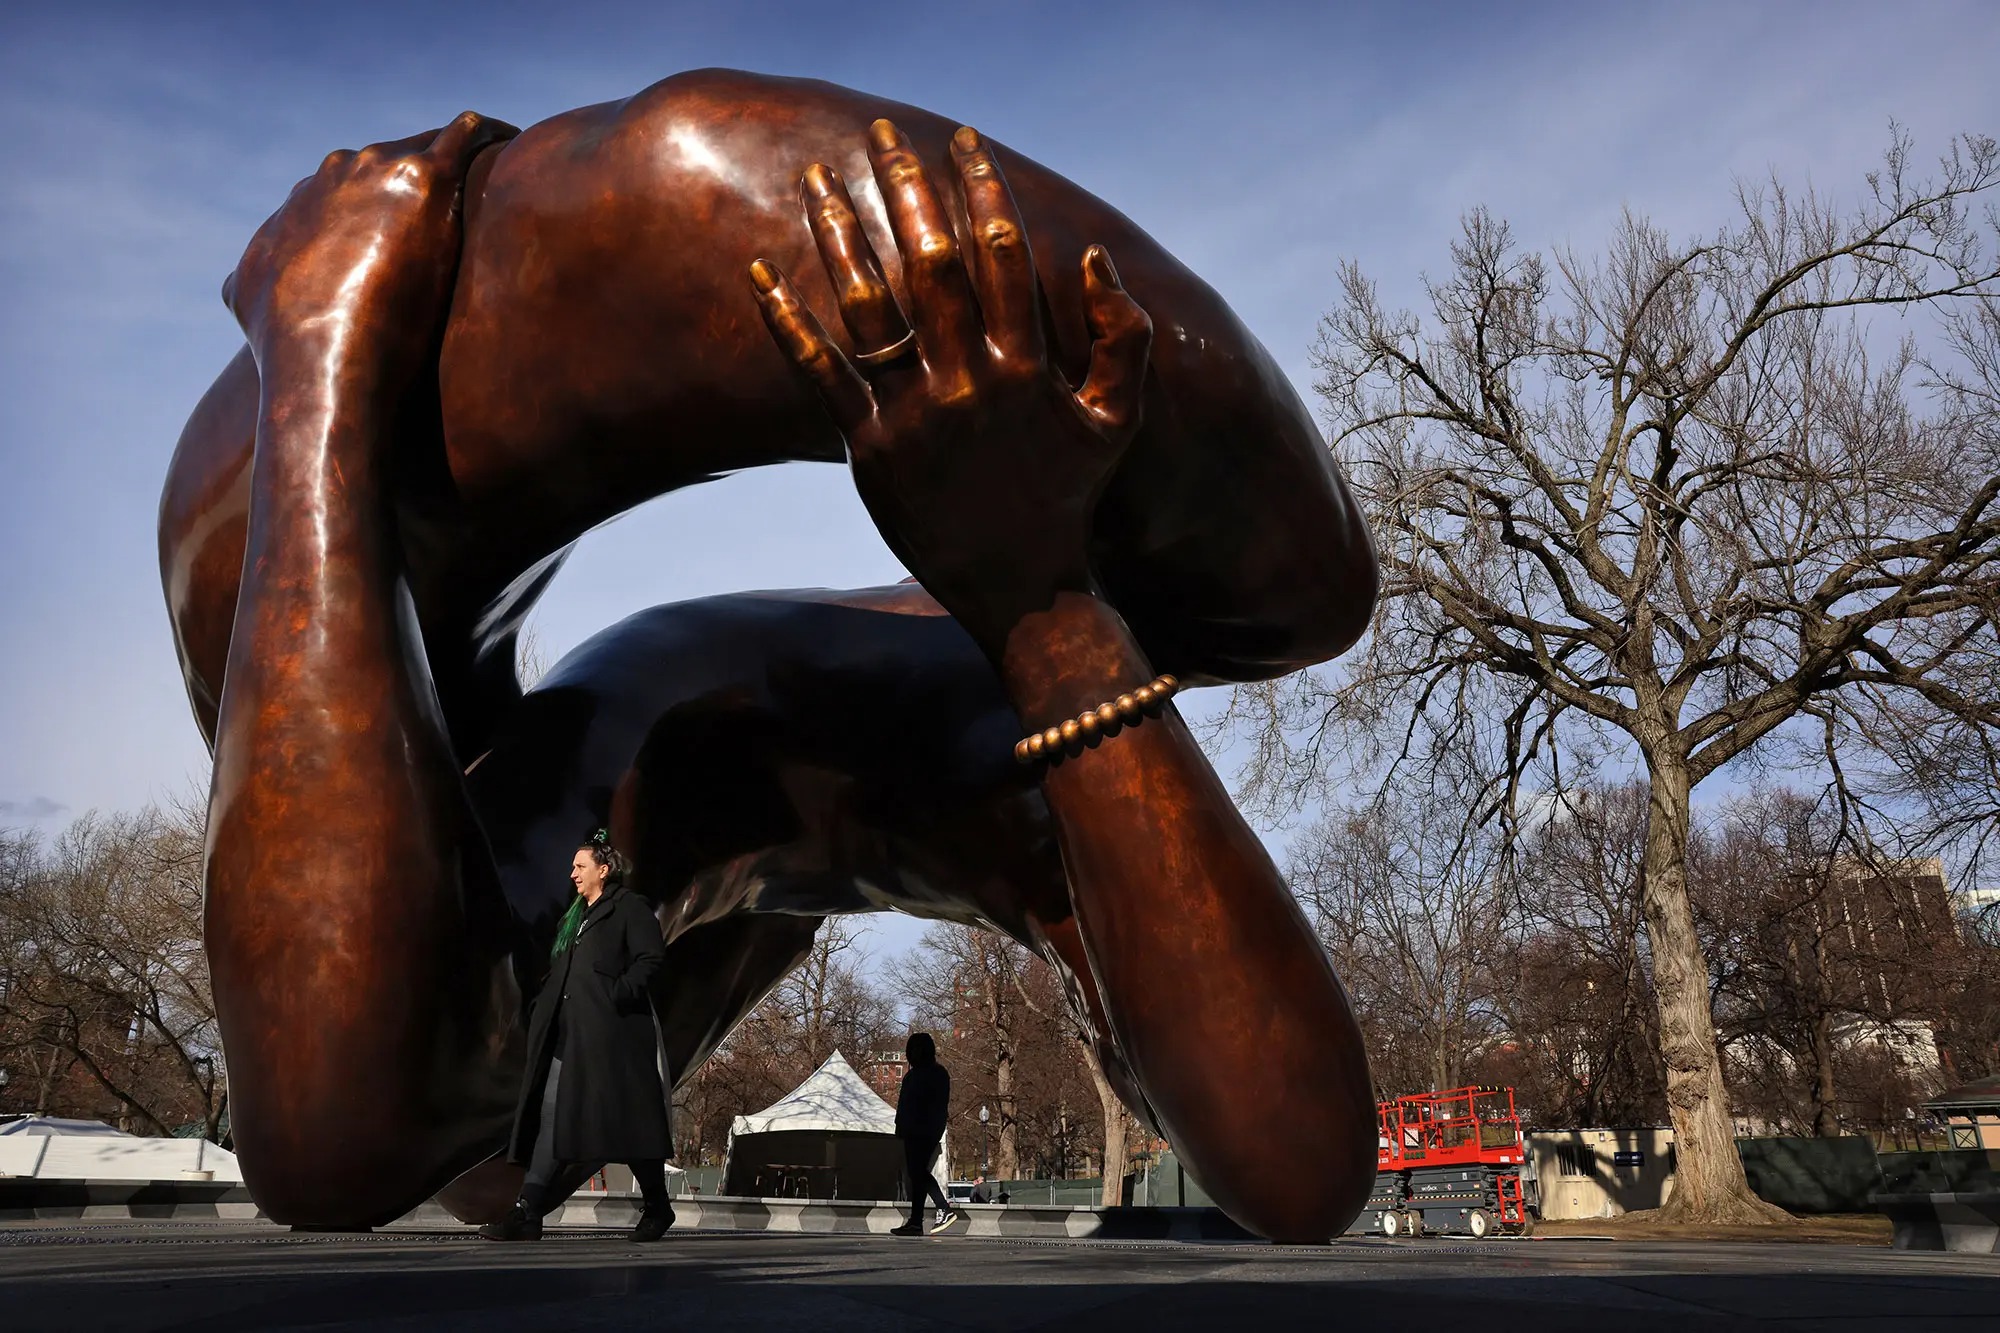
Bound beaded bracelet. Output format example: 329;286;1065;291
1012;675;1179;765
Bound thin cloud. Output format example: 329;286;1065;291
0;797;68;820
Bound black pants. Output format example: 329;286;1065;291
903;1137;949;1226
521;1057;671;1215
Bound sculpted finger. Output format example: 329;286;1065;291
1074;247;1153;438
750;258;874;432
224;230;275;331
294;148;354;196
950;126;1042;365
800;163;912;360
867;119;982;381
364;128;449;161
423;110;521;174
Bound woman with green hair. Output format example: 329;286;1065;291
482;830;673;1242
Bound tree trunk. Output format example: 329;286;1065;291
1810;1009;1841;1138
978;963;1022;1181
1809;906;1841;1138
1638;756;1791;1225
1083;1042;1127;1206
34;1042;58;1113
995;1050;1020;1180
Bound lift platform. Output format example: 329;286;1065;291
1348;1085;1532;1238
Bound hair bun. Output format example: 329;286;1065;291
591;828;611;846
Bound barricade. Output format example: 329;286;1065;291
1737;1137;1881;1213
1871;1191;2000;1253
0;1177;259;1221
0;1177;1255;1241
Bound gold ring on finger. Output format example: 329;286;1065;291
851;330;918;370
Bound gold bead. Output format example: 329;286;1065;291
1116;693;1141;722
1135;684;1156;709
1043;727;1065;754
1095;702;1120;731
1157;674;1179;695
1060;718;1082;747
1026;733;1047;759
1079;710;1101;738
1014;739;1032;764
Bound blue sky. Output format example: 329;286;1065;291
2;0;1996;960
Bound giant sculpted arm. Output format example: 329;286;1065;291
751;121;1377;1243
205;115;525;1228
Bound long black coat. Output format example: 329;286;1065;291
507;885;672;1163
896;1061;950;1146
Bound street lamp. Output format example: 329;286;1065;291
979;1103;990;1177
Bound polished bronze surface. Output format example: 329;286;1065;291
162;72;1379;1242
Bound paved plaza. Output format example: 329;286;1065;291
0;1221;1995;1331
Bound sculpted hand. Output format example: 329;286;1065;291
750;119;1153;655
224;112;516;385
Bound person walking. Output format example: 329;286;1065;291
481;830;676;1242
892;1033;961;1236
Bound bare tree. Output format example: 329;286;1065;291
1079;1040;1131;1203
1941;900;2000;1087
1694;788;1962;1137
1290;769;1510;1097
516;622;551;691
1696;790;1855;1137
893;922;1142;1187
993;942;1128;1195
1496;781;1667;1127
1235;131;2000;1222
760;916;896;1072
0;796;223;1139
673;916;896;1164
995;955;1115;1189
897;922;1031;1180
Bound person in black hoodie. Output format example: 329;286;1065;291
481;830;675;1243
892;1032;961;1236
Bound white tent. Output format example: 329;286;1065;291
723;1051;943;1200
0;1116;126;1137
730;1051;897;1138
0;1116;242;1181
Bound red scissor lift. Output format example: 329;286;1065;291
1351;1086;1531;1238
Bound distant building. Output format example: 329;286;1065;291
1526;1127;1678;1220
1927;1075;2000;1150
1821;857;1960;1015
1821;860;1958;1101
951;971;982;1046
1832;1015;1942;1081
1956;884;2000;916
1712;858;1963;1131
1792;858;1958;1077
857;1050;908;1102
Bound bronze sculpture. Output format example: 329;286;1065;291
159;70;1380;1243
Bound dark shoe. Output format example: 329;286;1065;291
889;1221;924;1236
630;1206;674;1243
478;1202;542;1242
929;1208;967;1235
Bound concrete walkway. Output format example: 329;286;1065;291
0;1220;1994;1330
